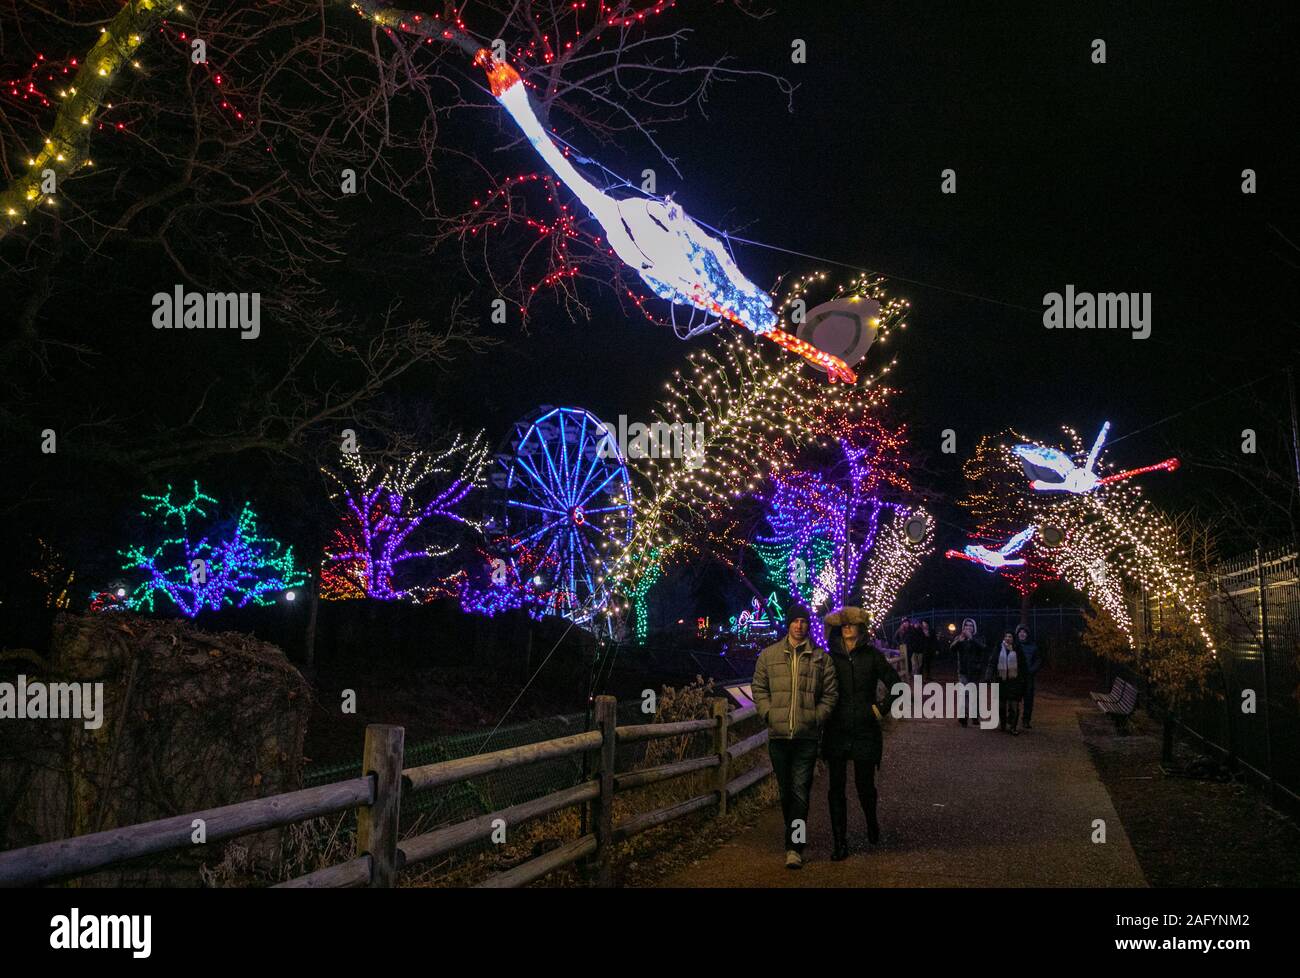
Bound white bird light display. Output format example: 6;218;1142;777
476;52;857;383
946;525;1036;572
1012;421;1179;494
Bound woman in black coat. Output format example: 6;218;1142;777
822;606;900;860
986;631;1026;734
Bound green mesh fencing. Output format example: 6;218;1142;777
304;701;649;830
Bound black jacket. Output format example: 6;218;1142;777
1019;640;1042;676
986;643;1027;695
951;636;987;679
823;631;900;764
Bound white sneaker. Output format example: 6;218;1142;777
785;850;803;869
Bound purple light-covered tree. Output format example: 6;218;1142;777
754;421;920;646
321;432;488;602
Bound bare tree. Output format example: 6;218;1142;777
1;0;792;478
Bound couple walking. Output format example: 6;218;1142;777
751;604;897;868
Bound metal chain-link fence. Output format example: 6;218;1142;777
1139;546;1300;810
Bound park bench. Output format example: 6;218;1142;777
1091;677;1138;729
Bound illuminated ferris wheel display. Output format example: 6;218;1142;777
485;406;634;627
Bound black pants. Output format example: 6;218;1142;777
768;738;819;853
999;682;1022;730
826;756;876;839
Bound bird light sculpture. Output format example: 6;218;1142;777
946;525;1036;572
1012;422;1178;494
475;51;856;383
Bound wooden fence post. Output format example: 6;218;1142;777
357;724;404;888
712;698;730;817
591;695;617;888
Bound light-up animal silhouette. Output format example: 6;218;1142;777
946;525;1036;572
1012;422;1178;494
476;52;856;382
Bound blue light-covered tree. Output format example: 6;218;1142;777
117;482;306;618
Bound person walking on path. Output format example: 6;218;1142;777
949;618;986;728
989;631;1025;734
906;619;926;678
822;606;900;859
1016;625;1042;729
894;618;915;652
894;618;916;675
751;604;838;869
918;620;936;682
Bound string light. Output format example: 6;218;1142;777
115;481;305;617
858;506;936;626
945;525;1036;571
728;593;784;641
962;426;1212;652
321;434;488;603
605;333;886;602
0;1;184;237
958;431;1061;596
751;417;921;646
344;1;867;378
768;270;911;390
625;547;664;642
1013;421;1179;494
29;538;74;609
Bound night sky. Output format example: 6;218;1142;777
433;1;1300;593
5;0;1299;617
432;2;1297;443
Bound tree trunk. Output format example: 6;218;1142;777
303;559;321;672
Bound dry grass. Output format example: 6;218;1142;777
202;678;775;887
407;677;775;888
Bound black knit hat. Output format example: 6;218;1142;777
786;604;812;624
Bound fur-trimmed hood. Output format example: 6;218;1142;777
823;606;870;629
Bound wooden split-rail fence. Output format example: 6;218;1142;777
0;696;771;888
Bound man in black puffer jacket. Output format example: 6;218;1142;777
823;606;900;859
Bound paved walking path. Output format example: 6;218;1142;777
658;683;1149;887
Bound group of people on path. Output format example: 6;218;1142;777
751;606;1043;868
945;618;1042;734
894;618;939;681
